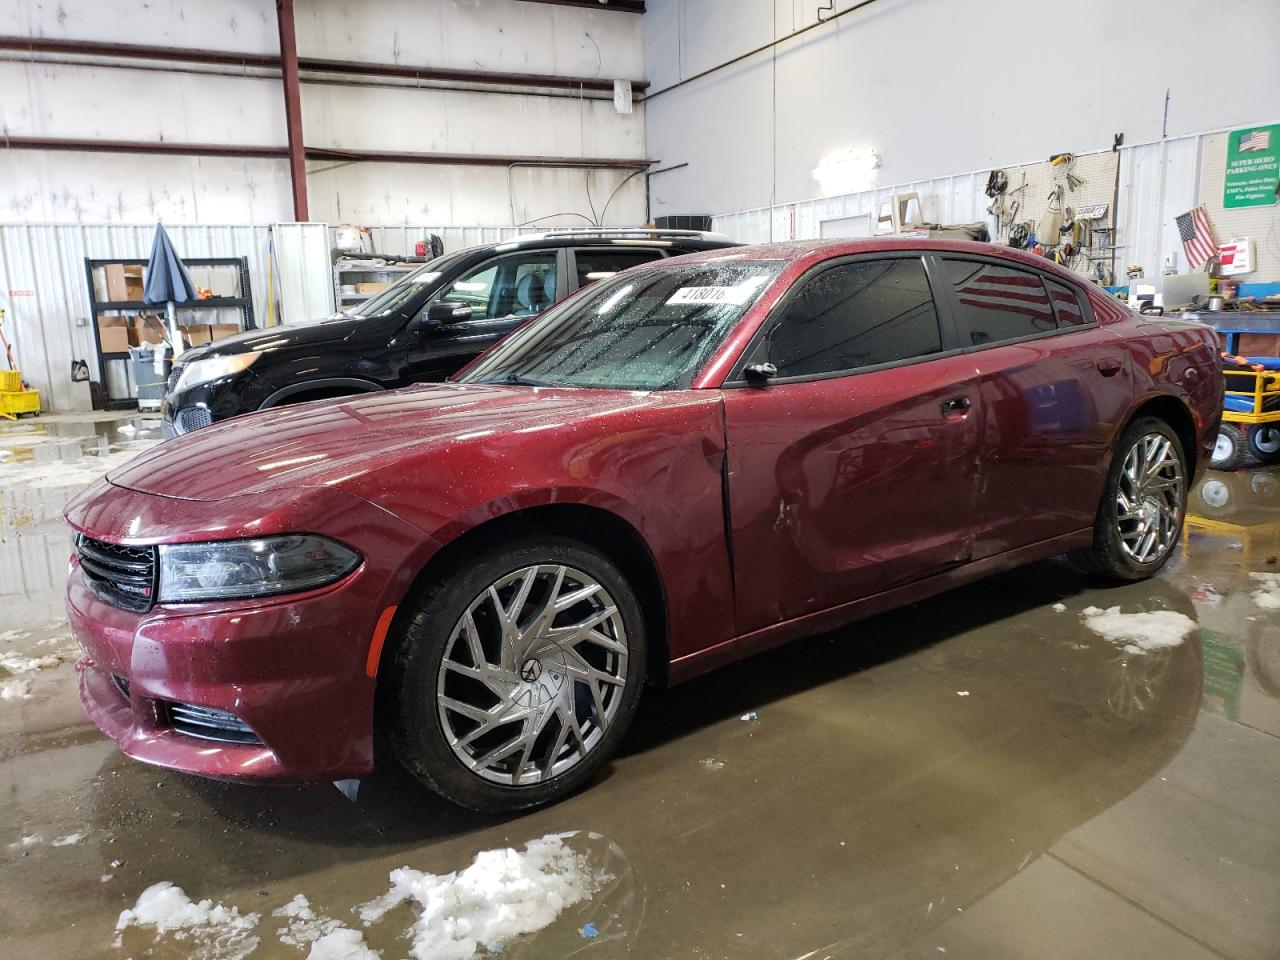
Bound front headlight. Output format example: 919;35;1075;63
158;535;361;602
173;351;262;393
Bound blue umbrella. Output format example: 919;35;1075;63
143;225;199;357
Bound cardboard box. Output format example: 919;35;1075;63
128;315;168;347
209;323;240;342
355;281;390;294
183;324;213;347
97;316;131;354
104;264;145;302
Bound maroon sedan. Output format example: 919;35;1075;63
65;239;1222;810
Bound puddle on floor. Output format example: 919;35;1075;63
0;415;1276;960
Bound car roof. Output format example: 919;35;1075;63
472;229;739;256
659;237;1095;287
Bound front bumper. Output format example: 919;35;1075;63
65;482;439;782
70;570;378;781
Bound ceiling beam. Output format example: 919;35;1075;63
513;0;646;13
0;137;652;170
0;36;647;92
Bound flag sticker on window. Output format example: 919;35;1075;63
667;277;767;306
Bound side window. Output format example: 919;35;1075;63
440;253;557;319
573;248;665;288
756;257;943;378
940;259;1055;345
1045;278;1087;328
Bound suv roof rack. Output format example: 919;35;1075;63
508;227;732;243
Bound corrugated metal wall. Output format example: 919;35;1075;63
713;172;993;247
714;128;1277;285
0;223;332;412
343;225;529;258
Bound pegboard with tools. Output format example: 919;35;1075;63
984;150;1119;283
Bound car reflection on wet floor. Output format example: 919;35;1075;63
1;412;1277;960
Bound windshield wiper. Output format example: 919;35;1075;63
476;373;561;387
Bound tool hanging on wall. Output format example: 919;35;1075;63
1038;186;1065;248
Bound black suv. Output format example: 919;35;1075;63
162;228;738;436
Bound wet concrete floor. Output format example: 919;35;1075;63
1;412;1277;959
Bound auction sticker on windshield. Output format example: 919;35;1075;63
667;278;766;306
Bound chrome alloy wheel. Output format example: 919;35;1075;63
436;564;628;785
1116;433;1184;564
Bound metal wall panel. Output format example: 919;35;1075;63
350;225;528;259
713;136;1239;284
0;223;332;412
713;172;991;246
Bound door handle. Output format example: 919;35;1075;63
1096;357;1124;376
940;396;971;416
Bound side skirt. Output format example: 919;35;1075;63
667;527;1093;685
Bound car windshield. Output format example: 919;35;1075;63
345;248;473;318
458;259;784;390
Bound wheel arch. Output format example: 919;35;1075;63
259;377;383;409
1122;392;1201;479
376;502;671;690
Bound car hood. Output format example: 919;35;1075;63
107;382;670;502
178;314;368;361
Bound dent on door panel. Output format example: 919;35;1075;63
724;354;985;634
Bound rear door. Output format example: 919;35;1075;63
569;247;667;292
932;256;1133;557
722;254;985;633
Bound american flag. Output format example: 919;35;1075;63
1240;129;1271;152
1175;206;1217;270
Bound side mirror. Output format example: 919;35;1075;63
415;301;472;329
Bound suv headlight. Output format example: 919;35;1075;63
173;352;262;393
158;535;361;602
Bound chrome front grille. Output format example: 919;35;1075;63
76;536;156;613
166;702;262;745
166;362;185;393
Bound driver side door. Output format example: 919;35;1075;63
722;254;985;634
395;250;565;383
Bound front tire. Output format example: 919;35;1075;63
1069;417;1187;581
385;535;647;812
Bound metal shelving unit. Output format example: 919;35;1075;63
84;256;255;410
333;261;418;309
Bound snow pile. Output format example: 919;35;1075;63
273;894;377;959
1081;606;1199;654
1249;573;1280;610
50;831;86;847
0;650;72;674
1;678;32;701
358;833;605;960
114;882;260;960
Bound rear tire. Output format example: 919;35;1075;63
1246;424;1280;465
1069;417;1187;581
384;535;647;812
1209;424;1247;471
